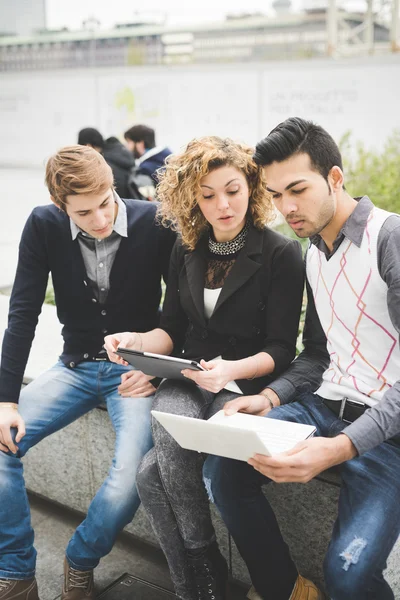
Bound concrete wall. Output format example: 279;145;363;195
1;54;399;167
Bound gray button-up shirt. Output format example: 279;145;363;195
70;194;128;304
268;196;400;455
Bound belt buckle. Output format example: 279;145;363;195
340;397;367;424
339;397;347;421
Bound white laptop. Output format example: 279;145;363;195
151;409;316;462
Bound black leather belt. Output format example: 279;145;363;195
323;398;367;424
323;397;400;448
82;351;109;362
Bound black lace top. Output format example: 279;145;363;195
205;253;238;289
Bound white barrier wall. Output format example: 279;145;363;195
1;55;399;167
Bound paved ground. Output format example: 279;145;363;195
30;493;247;600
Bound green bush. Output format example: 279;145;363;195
340;130;400;213
45;278;55;306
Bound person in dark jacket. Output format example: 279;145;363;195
104;136;305;600
102;136;135;199
124;124;172;200
78;128;136;199
0;146;175;600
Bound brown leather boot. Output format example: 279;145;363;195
289;575;326;600
61;558;94;600
0;578;39;600
247;575;326;600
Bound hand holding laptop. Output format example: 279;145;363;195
248;434;357;483
223;391;278;417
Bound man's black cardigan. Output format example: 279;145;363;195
0;199;176;404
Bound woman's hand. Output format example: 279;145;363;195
181;359;234;393
118;370;156;398
104;331;140;365
223;394;276;417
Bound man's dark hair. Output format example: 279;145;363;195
124;124;156;149
254;117;343;182
78;127;104;150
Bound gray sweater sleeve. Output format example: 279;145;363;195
267;268;330;404
344;215;400;455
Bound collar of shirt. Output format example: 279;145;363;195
69;193;128;241
135;145;166;167
310;195;374;259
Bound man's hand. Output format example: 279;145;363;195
0;404;26;454
118;370;156;398
181;359;235;393
224;389;281;417
104;332;139;365
248;435;357;483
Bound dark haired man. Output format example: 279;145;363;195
124;125;172;200
77;127;105;153
0;146;175;600
204;118;400;600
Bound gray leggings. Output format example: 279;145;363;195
136;379;238;599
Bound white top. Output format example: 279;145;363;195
204;287;222;320
203;286;242;395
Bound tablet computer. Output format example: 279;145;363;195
115;348;205;380
152;409;316;460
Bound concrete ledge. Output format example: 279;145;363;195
1;296;399;595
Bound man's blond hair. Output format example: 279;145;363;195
45;145;114;211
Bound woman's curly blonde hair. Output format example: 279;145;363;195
157;136;274;250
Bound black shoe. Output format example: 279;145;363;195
187;542;229;600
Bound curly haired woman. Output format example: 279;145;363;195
104;136;304;599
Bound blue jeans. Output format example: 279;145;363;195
0;360;153;580
204;392;400;600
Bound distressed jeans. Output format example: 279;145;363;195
136;379;238;600
204;392;400;600
0;360;153;580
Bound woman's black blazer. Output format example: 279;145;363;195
160;223;304;395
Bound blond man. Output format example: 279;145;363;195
0;146;175;600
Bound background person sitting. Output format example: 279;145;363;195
124;124;172;201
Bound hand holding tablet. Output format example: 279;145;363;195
115;348;205;381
